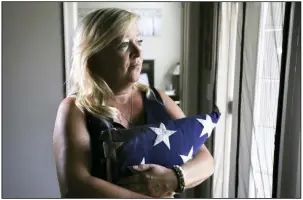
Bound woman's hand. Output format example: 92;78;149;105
117;164;178;198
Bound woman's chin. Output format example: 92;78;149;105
130;77;141;85
127;74;141;84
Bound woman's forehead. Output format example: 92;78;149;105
114;31;140;43
108;31;140;47
106;22;141;46
124;22;141;38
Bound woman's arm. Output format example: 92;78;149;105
53;97;150;198
157;89;215;189
180;145;214;188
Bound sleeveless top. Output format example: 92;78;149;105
85;87;171;180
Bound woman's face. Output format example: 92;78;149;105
91;22;143;88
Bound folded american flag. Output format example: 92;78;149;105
99;111;221;183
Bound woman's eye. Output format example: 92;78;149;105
118;40;142;51
137;40;143;46
119;42;129;49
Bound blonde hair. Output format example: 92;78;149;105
69;8;149;120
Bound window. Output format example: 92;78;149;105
213;2;287;198
249;2;285;198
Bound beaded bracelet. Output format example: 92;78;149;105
172;165;185;193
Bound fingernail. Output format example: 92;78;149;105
133;165;138;169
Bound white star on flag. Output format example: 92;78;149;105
149;123;176;149
180;146;194;163
196;115;216;138
140;157;145;164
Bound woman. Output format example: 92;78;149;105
53;8;214;198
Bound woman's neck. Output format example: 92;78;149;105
110;84;134;104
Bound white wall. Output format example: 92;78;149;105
3;2;63;198
76;2;182;90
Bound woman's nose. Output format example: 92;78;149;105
130;43;142;58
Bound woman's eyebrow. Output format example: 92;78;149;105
112;37;126;44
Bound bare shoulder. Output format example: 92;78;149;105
155;88;186;120
53;96;88;143
57;96;83;117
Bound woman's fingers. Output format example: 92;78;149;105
132;164;153;172
117;164;175;197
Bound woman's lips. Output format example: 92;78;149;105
129;63;141;68
130;59;142;67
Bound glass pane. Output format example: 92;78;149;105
249;2;285;198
